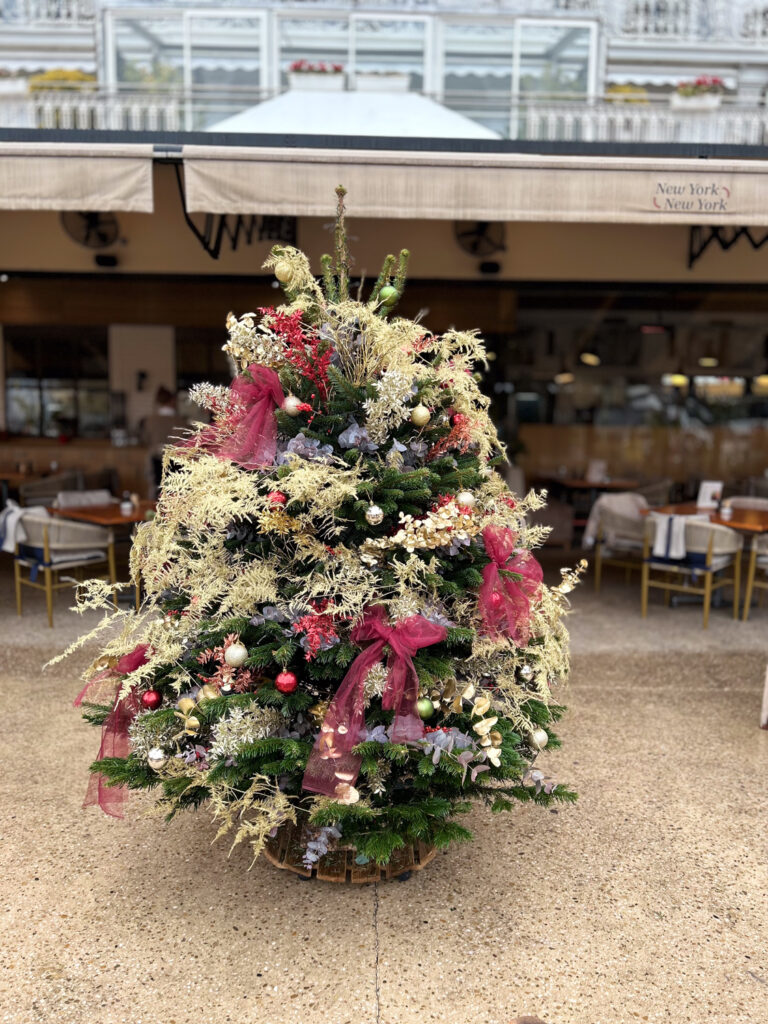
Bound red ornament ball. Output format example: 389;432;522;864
140;689;162;711
489;592;504;610
275;670;298;694
268;491;287;506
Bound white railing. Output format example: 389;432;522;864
3;89;183;131
2;87;768;146
513;98;768;145
0;0;93;21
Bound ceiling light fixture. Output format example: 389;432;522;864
554;366;575;385
579;350;601;367
698;355;719;368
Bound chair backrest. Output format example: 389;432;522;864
56;489;114;509
600;506;646;542
723;496;768;511
19;511;110;551
18;471;81;507
684;520;741;557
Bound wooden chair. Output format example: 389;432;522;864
641;518;742;629
594;505;646;592
721;498;768;623
14;512;116;627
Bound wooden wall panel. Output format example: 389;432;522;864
518;424;768;484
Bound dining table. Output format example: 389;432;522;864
48;500;156;527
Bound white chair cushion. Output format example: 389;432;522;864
17;549;107;569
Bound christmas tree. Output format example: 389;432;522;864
69;189;582;873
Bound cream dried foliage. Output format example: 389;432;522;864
208;773;297;866
276;459;362;535
289;544;377;620
216;556;284;619
329;300;425;386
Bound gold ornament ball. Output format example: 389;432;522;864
177;696;197;715
274;260;293;284
365;504;384;526
147;747;167;771
417;697;436;720
410;403;431;427
529;728;549;751
282;394;303;417
224;642;248;668
456;490;476;508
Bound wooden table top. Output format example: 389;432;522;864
49;501;155;526
648;502;768;534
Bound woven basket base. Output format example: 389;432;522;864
263;819;436;882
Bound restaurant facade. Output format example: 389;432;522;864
3;137;768;498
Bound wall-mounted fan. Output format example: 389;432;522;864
454;221;506;257
60;211;120;249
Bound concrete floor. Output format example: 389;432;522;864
1;561;767;1024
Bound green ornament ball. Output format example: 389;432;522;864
379;285;398;306
416;697;435;720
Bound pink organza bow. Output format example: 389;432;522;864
302;606;447;797
187;364;285;470
478;526;543;646
73;644;150;818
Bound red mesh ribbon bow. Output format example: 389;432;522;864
302;606;447;797
478;526;543;646
188;364;285;470
73;644;150;818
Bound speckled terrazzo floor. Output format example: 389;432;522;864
1;562;767;1024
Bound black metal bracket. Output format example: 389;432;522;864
173;163;296;260
688;224;768;269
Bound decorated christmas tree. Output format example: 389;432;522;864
68;190;582;876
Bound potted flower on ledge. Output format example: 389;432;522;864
670;75;724;111
287;60;345;91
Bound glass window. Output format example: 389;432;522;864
443;23;515;136
351;18;427;91
4;327;109;438
188;15;265;130
113;16;184;89
516;22;593;98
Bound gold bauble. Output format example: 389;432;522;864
410;403;431;427
282;394;303;417
274;260;293;284
224;641;248;668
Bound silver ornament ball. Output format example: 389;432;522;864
147;747;167;771
410;403;431;428
456;490;476;508
282;394;303;417
519;663;535;682
529;728;549;751
224;642;248;668
365;504;384;526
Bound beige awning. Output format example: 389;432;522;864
182;146;768;226
0;142;154;212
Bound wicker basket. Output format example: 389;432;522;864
263;818;436;883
